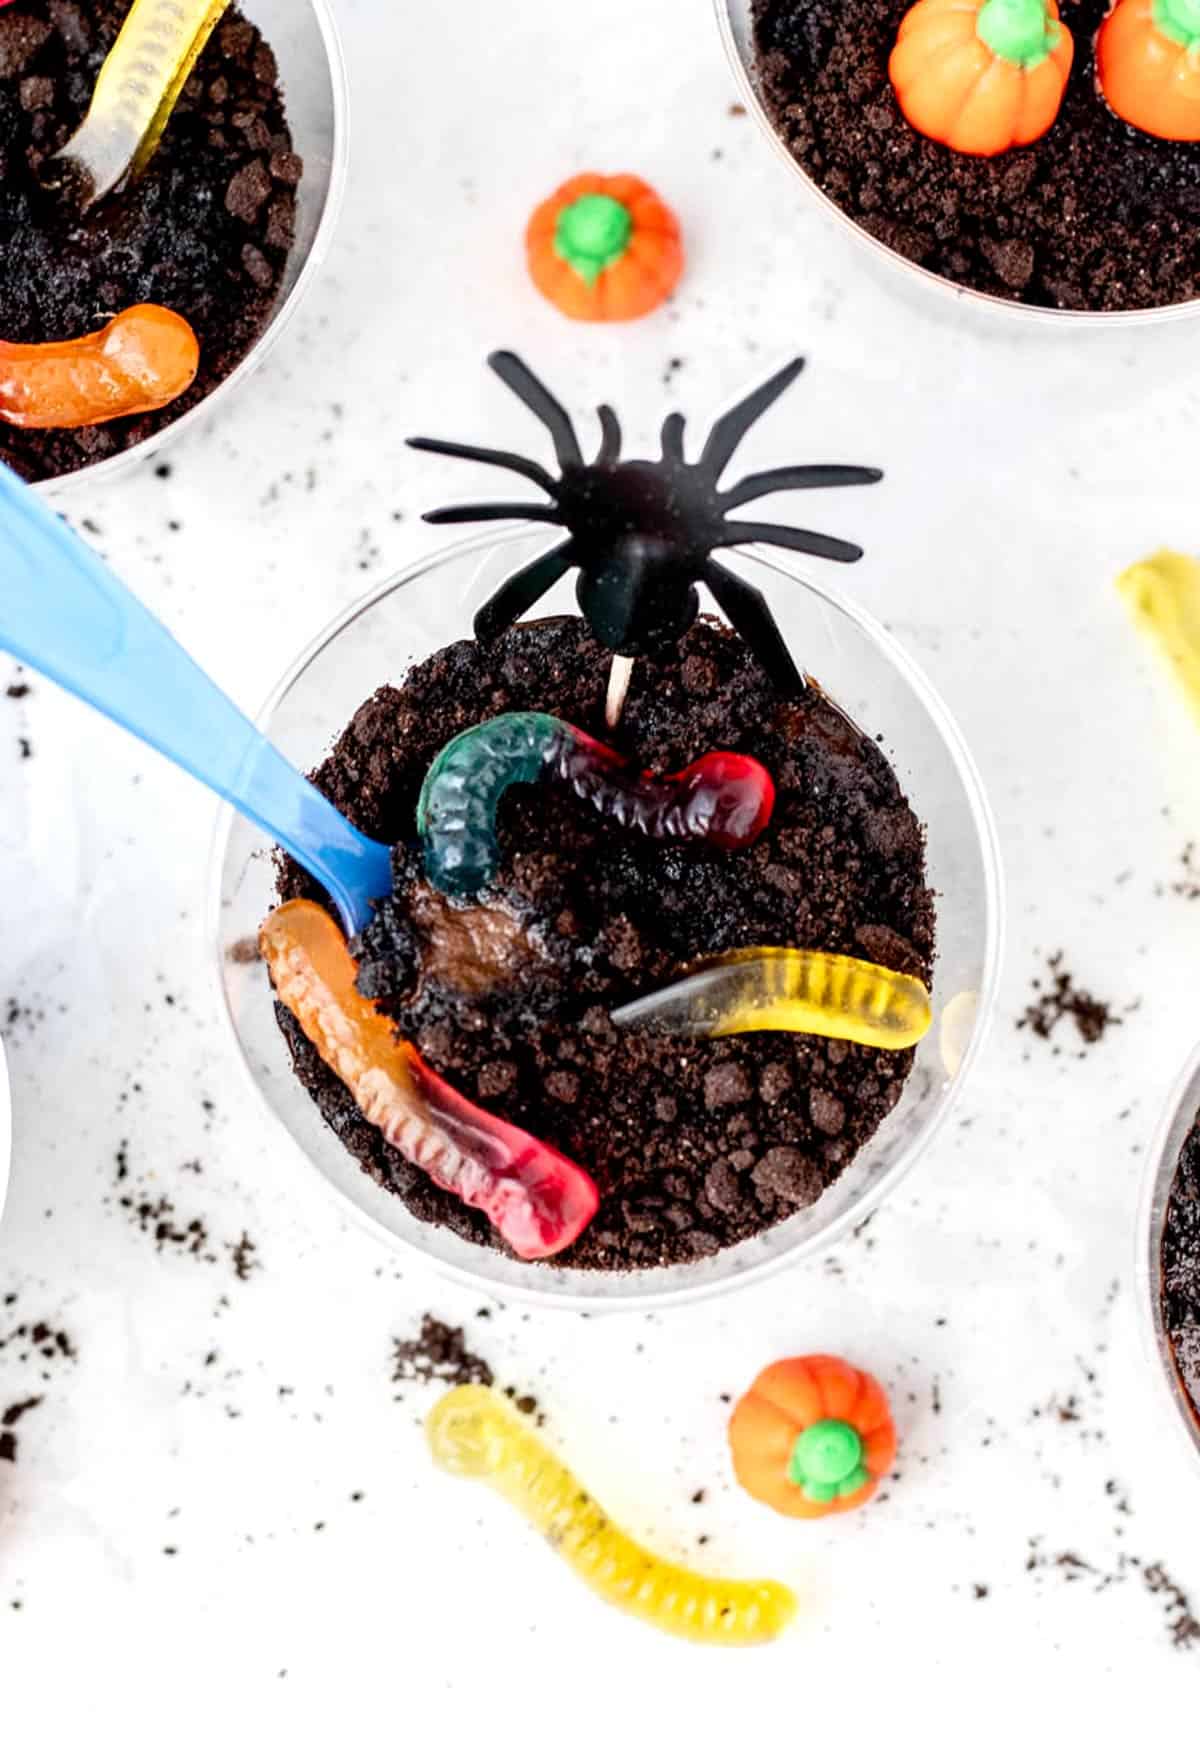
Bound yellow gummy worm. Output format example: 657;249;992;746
53;0;230;204
611;947;932;1050
1116;549;1200;726
427;1386;796;1647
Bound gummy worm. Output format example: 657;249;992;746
259;901;599;1261
417;711;775;899
51;0;231;206
0;306;200;430
427;1386;797;1646
611;946;932;1050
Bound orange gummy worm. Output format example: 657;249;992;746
259;900;599;1260
0;304;199;429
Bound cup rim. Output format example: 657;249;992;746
1136;1038;1200;1471
37;0;350;496
713;0;1200;329
207;527;1006;1310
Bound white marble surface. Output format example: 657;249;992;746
3;0;1200;1737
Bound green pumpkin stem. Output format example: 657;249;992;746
1153;0;1200;49
975;0;1059;67
554;194;633;287
788;1418;869;1502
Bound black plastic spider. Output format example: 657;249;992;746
407;352;881;696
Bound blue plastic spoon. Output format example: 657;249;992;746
0;464;393;935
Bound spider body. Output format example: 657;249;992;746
562;456;709;655
408;353;882;695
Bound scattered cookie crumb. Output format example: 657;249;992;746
228;1233;259;1282
1018;954;1121;1046
392;1316;494;1390
0;1395;43;1464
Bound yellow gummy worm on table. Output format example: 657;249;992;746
611;947;932;1051
53;0;231;204
426;1386;796;1647
1116;550;1200;726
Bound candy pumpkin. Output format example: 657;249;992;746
1098;0;1200;141
889;0;1074;156
526;173;684;322
728;1355;896;1519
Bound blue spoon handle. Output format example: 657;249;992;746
0;465;391;935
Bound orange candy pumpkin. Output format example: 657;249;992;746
525;173;684;322
1098;0;1200;141
728;1355;896;1519
889;0;1074;156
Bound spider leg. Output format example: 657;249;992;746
717;519;863;564
406;436;558;497
488;351;584;471
704;561;805;697
474;540;578;644
423;503;565;527
660;412;686;462
595;405;622;464
698;357;805;483
720;463;883;510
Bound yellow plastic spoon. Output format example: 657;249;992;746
50;0;230;206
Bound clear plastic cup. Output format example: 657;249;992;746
716;0;1200;330
38;0;348;493
209;530;1005;1310
0;1039;9;1229
1137;1042;1200;1471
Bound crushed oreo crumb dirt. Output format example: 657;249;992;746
122;1192;214;1260
1162;1110;1200;1422
0;0;301;482
228;1232;259;1281
276;616;935;1271
0;1302;77;1463
1027;1539;1200;1652
390;1316;545;1421
0;1317;76;1362
108;1145;258;1279
501;1384;542;1421
752;0;1200;312
1144;1561;1200;1652
1167;843;1200;902
1018;954;1121;1047
0;1395;43;1462
391;1316;494;1390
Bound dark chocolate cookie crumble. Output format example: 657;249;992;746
1163;1112;1200;1419
753;0;1200;312
275;616;936;1271
0;0;302;481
